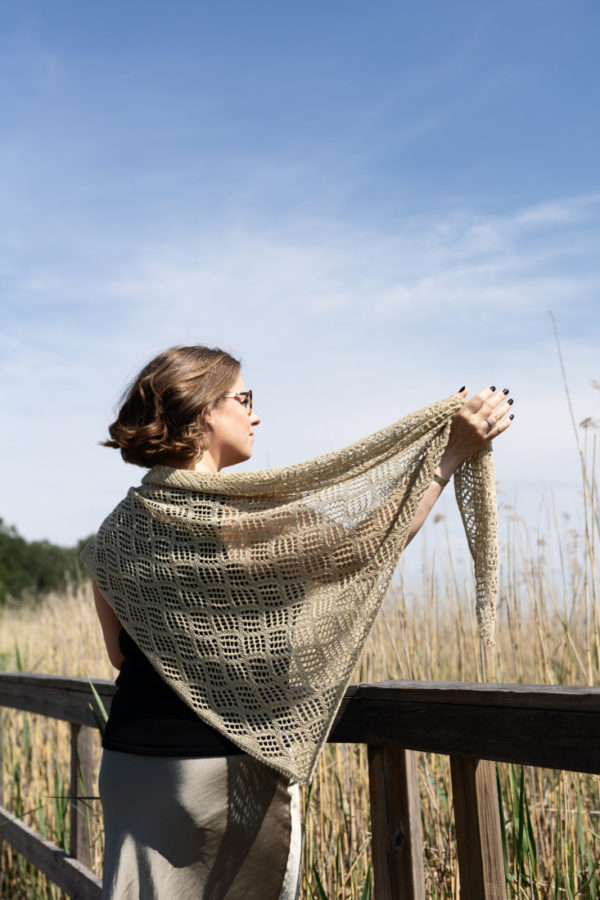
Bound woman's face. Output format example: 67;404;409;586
202;374;261;471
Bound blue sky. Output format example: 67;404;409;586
1;1;599;567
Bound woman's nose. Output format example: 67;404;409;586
251;412;261;425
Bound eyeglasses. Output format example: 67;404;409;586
224;390;253;415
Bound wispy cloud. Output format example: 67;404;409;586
93;193;600;333
2;192;599;544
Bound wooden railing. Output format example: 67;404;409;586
2;674;600;899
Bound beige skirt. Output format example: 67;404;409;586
99;750;302;899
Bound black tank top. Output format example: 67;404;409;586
102;628;243;756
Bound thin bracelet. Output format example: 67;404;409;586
433;473;450;488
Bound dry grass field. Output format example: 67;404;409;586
1;432;599;897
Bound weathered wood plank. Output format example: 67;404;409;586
0;805;102;900
0;673;115;694
0;674;115;726
70;724;96;868
331;694;600;774
2;672;600;771
450;757;506;900
352;680;600;712
4;674;600;715
368;746;425;900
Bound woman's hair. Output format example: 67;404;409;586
103;345;241;468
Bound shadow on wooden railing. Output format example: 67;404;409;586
1;674;600;899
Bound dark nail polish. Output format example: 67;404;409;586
508;398;514;405
503;388;509;394
458;385;465;392
509;413;514;420
490;385;496;392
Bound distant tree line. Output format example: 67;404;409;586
0;518;92;604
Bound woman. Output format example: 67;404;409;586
84;345;513;899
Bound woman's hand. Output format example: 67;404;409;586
406;385;513;545
439;385;514;478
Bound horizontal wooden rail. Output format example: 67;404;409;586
2;673;600;899
0;805;101;900
3;673;600;774
330;680;600;774
0;673;115;727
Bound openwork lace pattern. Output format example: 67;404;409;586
82;396;497;783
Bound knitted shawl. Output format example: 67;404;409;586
81;395;497;784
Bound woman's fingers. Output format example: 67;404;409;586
486;409;514;439
451;385;468;399
482;388;512;417
465;385;499;413
490;388;509;410
454;385;515;440
479;389;514;438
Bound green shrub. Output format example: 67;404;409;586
0;519;91;604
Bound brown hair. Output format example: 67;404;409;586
103;345;241;468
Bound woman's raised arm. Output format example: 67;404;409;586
405;385;513;544
223;386;513;580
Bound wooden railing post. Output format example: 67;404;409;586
368;745;425;900
450;756;506;900
69;723;95;869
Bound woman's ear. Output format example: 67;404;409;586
204;410;214;428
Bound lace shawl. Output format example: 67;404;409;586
82;395;497;783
